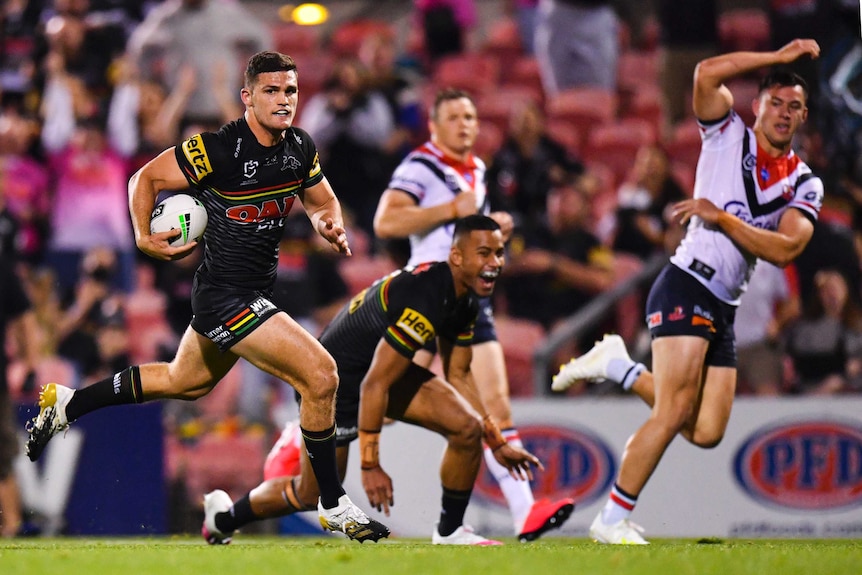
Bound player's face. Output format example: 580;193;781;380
753;84;807;152
242;70;299;133
454;229;505;297
430;97;479;157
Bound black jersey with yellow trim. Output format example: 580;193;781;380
319;261;479;374
174;118;324;289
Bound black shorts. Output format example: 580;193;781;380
331;364;432;446
190;277;282;352
645;263;737;368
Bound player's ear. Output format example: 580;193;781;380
449;245;463;266
241;87;252;106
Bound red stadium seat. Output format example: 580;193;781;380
545;87;618;150
473;121;504;163
719;9;770;52
328;19;395;58
665;117;703;168
617;50;659;91
432;53;501;96
582;118;657;187
271;23;321;56
477;87;543;137
494;315;546;397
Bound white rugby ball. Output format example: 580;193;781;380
150;193;208;247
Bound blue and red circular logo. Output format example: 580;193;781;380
474;425;616;506
734;419;862;512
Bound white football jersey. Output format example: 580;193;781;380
670;111;823;305
386;141;488;266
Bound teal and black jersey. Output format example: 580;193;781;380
174;118;324;290
320;261;479;375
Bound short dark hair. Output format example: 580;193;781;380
245;51;297;87
431;88;475;121
758;68;809;100
453;215;500;242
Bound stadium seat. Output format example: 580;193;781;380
545;87;618;150
271;23;321;56
728;79;760;126
473;121;504;162
544;119;582;158
328;19;395;58
719;9;770;52
432;53;501;96
502;56;543;93
582;118;657;187
184;432;266;503
480;16;524;67
338;254;399;297
477;86;544;136
494;315;546;397
665;117;702;168
621;84;665;142
617;50;659;91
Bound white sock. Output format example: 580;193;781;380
601;483;637;525
607;360;646;391
483;429;534;533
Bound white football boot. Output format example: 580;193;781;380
552;334;631;392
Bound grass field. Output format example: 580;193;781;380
2;537;860;575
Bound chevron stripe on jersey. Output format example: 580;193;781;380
670;111;823;304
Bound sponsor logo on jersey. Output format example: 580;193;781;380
668;306;685;321
396;308;435;345
244;160;258;179
348;289;367;314
734;420;862;511
182;134;213;180
474;425;615;507
647;311;662;328
282;155;301;171
692;314;715;331
225;197;295;223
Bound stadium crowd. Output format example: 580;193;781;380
2;0;862;536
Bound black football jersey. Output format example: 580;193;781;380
174;118;324;289
320;261;479;374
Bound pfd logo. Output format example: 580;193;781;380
734;420;862;512
474;425;615;507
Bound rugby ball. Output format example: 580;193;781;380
150;193;207;247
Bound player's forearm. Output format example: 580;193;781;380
716;212;808;267
696;50;786;88
374;202;456;239
128;167;161;241
358;381;390;434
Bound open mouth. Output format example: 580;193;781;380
479;269;499;289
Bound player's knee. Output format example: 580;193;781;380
691;428;724;449
449;414;483;450
300;356;339;405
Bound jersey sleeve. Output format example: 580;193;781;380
174;131;232;188
292;128;324;188
698;110;745;149
386;158;431;203
382;272;443;358
788;167;823;224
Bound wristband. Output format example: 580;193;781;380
482;415;507;451
359;429;381;470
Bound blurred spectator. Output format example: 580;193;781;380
502;175;615;332
358;31;424;159
605;144;686;261
413;0;477;67
509;0;539;55
0;254;39;537
54;246;129;383
487;100;584;233
40;54;136;295
534;0;620;95
301;58;397;240
783;268;862;395
0;110;50;262
735;261;801;396
125;0;268;131
0;0;42;110
657;0;718;131
0;181;19;256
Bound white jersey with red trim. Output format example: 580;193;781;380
669;111;823;305
386;141;487;266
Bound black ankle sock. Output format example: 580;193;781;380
215;494;256;533
66;366;143;422
301;425;345;508
438;486;472;537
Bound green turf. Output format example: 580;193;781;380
2;537;860;575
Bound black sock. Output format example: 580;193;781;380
66;366;143;422
438;486;472;537
301;425;345;508
215;494;257;533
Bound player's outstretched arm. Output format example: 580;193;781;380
693;38;820;121
374;188;476;239
301;178;351;256
128;147;199;261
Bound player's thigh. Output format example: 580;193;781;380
389;366;480;437
232;311;335;392
161;326;239;395
688;365;736;445
650;336;709;413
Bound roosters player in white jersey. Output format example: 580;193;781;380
374;89;575;541
552;39;823;544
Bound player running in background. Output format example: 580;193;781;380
373;88;574;542
552;39;823;544
202;216;542;545
25;51;388;543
